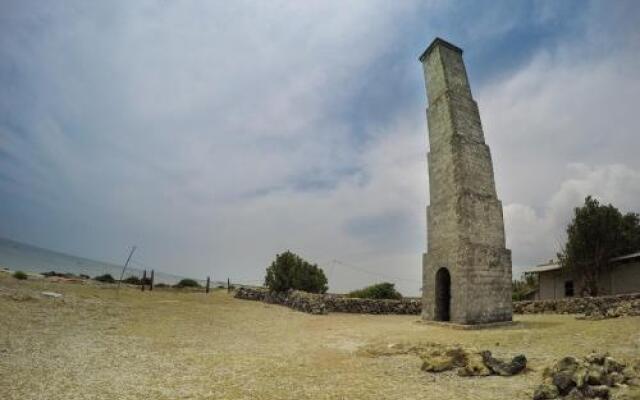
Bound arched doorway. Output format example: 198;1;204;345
435;267;451;321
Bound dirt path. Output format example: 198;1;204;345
1;276;639;399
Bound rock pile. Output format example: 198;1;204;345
514;293;640;319
533;354;640;399
420;346;527;377
234;287;422;315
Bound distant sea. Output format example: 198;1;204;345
0;237;201;285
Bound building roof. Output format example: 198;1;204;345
524;250;640;274
522;263;561;273
611;251;640;262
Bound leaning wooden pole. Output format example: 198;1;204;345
206;276;210;294
141;270;147;292
117;246;137;291
150;270;154;291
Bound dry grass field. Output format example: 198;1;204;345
1;274;639;400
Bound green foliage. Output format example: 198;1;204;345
13;270;28;280
512;273;538;301
174;278;201;288
558;196;640;296
154;283;169;288
94;274;115;283
264;251;328;293
348;282;402;300
122;275;142;285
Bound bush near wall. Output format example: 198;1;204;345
13;271;28;280
348;282;402;300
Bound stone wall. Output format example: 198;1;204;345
513;292;640;319
236;288;640;318
234;287;422;315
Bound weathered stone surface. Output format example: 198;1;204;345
534;383;560;400
554;371;578;395
419;38;512;325
588;365;607;385
420;347;467;373
481;351;527;376
234;287;422;315
514;293;640;319
583;385;610;399
457;351;492;377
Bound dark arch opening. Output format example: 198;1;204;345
435;267;451;322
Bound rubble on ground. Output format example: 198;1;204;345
532;353;640;399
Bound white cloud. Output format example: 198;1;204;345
505;163;640;277
1;1;640;297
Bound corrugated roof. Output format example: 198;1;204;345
523;250;640;274
522;263;561;273
611;251;640;262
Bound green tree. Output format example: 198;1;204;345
174;278;201;288
558;196;640;296
264;251;328;293
512;273;538;301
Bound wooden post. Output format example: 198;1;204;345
206;276;210;294
141;270;146;292
150;269;154;291
227;277;230;293
117;245;137;291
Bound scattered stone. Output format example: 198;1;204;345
588;365;607;386
608;372;626;387
605;358;626;374
533;383;560;400
554;371;577;395
481;351;527;376
565;388;585;400
583;385;610;399
420;347;467;373
533;354;638;399
587;353;607;366
457;351;492;377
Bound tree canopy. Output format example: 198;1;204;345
558;196;640;296
264;251;328;294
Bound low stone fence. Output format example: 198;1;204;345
237;288;640;318
234;287;422;315
513;292;640;319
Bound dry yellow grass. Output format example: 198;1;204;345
1;274;639;399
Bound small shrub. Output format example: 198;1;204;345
174;279;201;288
94;274;116;283
154;283;169;288
122;275;142;285
79;274;90;279
264;251;328;293
348;282;402;300
13;271;28;280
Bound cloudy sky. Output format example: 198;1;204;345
1;1;639;295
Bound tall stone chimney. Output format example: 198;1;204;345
419;38;512;325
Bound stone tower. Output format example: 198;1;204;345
419;38;512;325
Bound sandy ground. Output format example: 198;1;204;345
1;274;640;400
